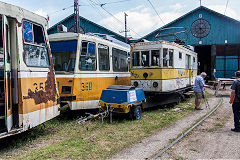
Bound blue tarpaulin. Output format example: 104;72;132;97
50;40;77;53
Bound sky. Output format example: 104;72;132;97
1;0;240;38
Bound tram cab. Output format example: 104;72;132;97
49;33;130;110
130;40;198;93
0;2;60;138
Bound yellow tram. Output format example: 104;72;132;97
130;40;198;105
0;2;60;138
49;33;130;110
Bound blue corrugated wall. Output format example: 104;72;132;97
143;7;240;45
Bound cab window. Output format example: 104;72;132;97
22;21;49;67
79;41;96;71
151;50;160;66
141;51;149;66
163;48;168;67
132;51;140;67
112;48;128;72
98;44;109;71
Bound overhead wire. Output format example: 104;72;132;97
87;0;142;38
147;0;165;25
47;5;74;15
224;0;229;15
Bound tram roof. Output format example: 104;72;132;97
0;1;47;26
131;40;196;54
49;32;130;49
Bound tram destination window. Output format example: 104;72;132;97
98;44;110;71
112;48;128;72
141;51;149;66
79;41;96;71
151;50;160;66
132;51;140;67
22;21;49;67
169;49;173;67
163;48;168;67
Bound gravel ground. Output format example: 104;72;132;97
160;88;240;159
110;88;236;160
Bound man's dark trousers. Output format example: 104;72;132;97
232;102;240;130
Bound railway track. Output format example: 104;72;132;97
150;97;223;160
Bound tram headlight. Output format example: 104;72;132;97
153;82;158;88
133;81;138;87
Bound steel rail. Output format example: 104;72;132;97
151;98;223;160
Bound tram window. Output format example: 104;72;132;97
79;41;96;71
179;52;182;59
132;51;140;66
193;57;196;63
98;44;109;71
50;40;77;72
186;54;191;69
22;21;49;67
0;21;3;70
151;50;160;66
141;51;149;66
52;51;76;72
169;49;173;67
112;48;128;72
163;48;168;67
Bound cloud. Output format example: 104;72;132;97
208;5;239;20
34;8;48;18
170;3;186;11
99;5;183;38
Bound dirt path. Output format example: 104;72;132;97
160;88;240;159
110;88;232;159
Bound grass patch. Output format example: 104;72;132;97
0;97;196;160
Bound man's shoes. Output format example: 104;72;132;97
231;128;240;132
195;108;203;110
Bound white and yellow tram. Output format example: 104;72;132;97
130;40;198;105
0;2;60;138
49;33;130;110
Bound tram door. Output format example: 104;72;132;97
3;15;12;132
186;54;191;86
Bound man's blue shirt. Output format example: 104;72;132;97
194;75;205;92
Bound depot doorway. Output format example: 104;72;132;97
195;45;212;80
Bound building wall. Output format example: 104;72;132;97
144;8;240;45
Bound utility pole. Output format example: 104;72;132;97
200;0;202;6
74;0;80;33
120;12;130;43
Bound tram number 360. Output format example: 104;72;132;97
81;82;93;91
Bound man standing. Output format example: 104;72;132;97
229;71;240;132
194;72;208;110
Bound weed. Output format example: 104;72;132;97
0;97;196;160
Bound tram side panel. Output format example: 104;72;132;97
50;33;130;110
70;74;130;110
19;21;60;131
0;2;60;139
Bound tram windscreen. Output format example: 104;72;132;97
151;50;160;66
50;40;77;72
132;51;140;67
141;51;149;66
